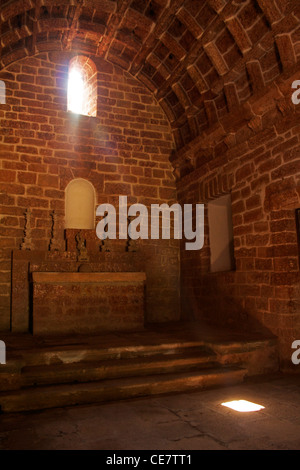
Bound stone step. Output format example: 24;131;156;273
0;346;217;391
7;341;209;369
20;349;218;388
0;366;247;413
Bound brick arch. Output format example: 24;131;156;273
0;0;299;151
0;47;181;330
0;47;178;205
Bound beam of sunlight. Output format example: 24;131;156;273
221;400;265;412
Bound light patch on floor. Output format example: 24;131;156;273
221;400;265;412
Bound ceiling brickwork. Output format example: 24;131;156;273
0;0;299;150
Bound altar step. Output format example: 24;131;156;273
0;343;248;413
0;366;247;413
0;344;223;392
0;322;279;413
18;348;219;387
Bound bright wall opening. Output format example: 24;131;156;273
65;179;96;229
208;194;235;273
0;80;6;104
67;56;97;117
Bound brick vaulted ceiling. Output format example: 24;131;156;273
0;0;299;151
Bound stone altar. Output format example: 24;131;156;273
31;272;146;336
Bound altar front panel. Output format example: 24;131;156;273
31;272;146;336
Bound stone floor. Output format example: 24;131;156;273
1;373;300;450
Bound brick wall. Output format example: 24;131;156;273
176;71;300;369
0;51;180;331
1;45;300;369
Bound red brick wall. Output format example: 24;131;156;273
0;51;180;331
177;72;300;369
1;48;300;369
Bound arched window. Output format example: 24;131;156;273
0;81;6;104
65;179;96;229
67;56;97;117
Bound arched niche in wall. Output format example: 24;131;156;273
65;178;96;229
